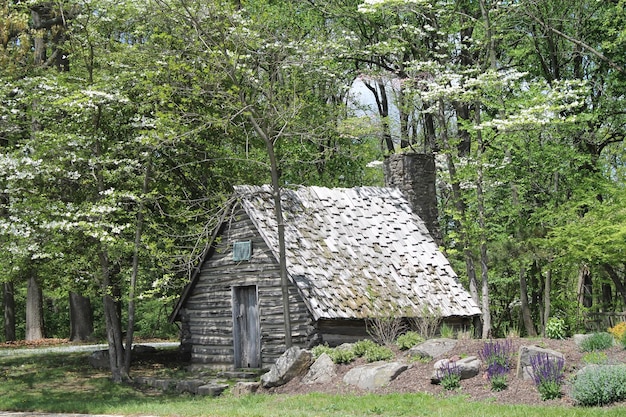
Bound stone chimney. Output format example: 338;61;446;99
383;153;442;245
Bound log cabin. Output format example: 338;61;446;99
170;184;481;370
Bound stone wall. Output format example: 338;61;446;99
383;153;442;245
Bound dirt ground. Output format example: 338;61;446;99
262;337;626;407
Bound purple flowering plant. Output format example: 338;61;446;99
530;353;566;400
479;339;513;391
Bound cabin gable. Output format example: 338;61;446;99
180;206;310;370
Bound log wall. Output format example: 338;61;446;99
183;208;311;370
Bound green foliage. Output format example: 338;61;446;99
579;333;614;352
570;365;626;406
311;344;334;359
582;351;609;365
437;362;462;391
439;323;454;339
489;374;508;392
545;318;567;340
395;331;424;350
363;345;394;363
328;349;356;365
353;339;378;357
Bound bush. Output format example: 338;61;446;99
329;348;356;364
545;317;567;340
437;361;461;391
570;365;626;406
311;344;334;358
353;339;378;357
579;332;614;352
364;345;394;363
607;321;626;340
396;331;423;350
439;323;454;338
530;353;565;400
582;351;608;365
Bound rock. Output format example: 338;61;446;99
88;350;110;369
197;382;229;397
175;379;205;394
407;338;457;361
231;381;261;396
516;345;565;380
573;334;592;347
260;346;313;388
343;361;408;391
431;356;481;384
133;344;157;354
302;353;336;385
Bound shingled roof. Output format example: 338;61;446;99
234;185;481;320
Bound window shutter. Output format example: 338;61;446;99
233;240;252;261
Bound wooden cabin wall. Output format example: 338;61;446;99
183;207;311;370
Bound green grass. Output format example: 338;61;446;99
1;349;626;417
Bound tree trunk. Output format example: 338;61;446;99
543;269;552;335
99;250;128;383
3;282;16;341
26;274;44;341
69;292;93;342
577;265;593;309
603;264;626;307
519;266;537;337
124;159;152;374
246;110;292;349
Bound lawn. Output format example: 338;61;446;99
0;348;625;417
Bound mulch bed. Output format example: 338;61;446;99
263;337;626;407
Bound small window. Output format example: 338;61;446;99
233;240;252;261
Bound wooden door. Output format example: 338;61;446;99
232;285;261;369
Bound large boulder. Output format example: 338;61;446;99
431;356;481;384
516;345;565;380
343;361;408;391
260;346;313;388
302;353;336;385
407;338;457;361
88;350;110;369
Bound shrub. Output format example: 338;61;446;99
353;339;378;357
545;317;567;340
607;321;626;340
530;353;565;400
479;339;512;391
329;348;356;364
582;351;608;365
579;332;614;352
366;317;406;346
409;306;442;339
437;361;461;391
396;331;423;350
311;344;334;358
312;344;356;364
364;345;394;363
570;365;626;406
439;323;454;338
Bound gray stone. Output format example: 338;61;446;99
343;361;408;391
431;356;481;384
302;353;336;385
260;346;313;388
197;382;229;397
516;345;565;380
88;349;110;369
407;338;457;361
175;379;205;394
133;344;157;354
573;334;592;347
231;381;261;396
